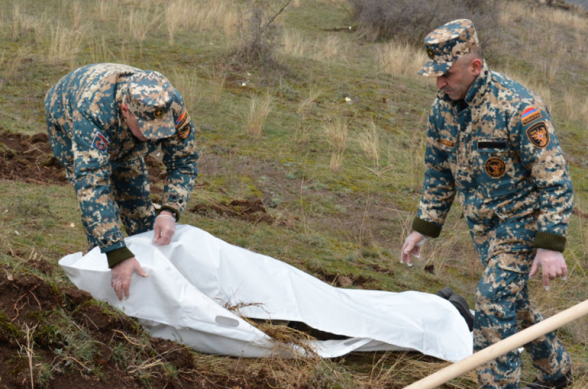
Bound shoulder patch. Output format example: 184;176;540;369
526;121;550;149
175;110;191;141
92;131;109;151
521;106;542;126
485;157;506;178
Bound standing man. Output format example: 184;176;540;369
401;20;573;389
45;63;198;301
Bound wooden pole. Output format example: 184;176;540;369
405;299;588;389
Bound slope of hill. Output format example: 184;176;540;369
0;0;586;387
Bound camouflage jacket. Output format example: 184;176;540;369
45;63;198;254
412;61;573;252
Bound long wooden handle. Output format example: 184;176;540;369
405;299;588;389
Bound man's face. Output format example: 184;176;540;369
122;104;149;141
436;57;478;101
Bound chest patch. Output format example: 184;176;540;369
526;122;550;149
485;157;506;178
521;106;542;126
439;138;455;148
92;131;109;151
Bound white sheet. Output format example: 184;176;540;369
59;224;473;361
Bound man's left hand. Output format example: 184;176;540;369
153;211;175;245
530;249;568;290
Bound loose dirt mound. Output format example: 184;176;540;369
0;264;277;389
0;130;166;188
190;199;274;224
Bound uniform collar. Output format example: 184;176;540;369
464;60;491;108
437;60;491;109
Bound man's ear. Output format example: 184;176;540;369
470;59;483;77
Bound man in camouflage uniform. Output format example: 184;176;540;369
45;63;198;301
400;20;573;389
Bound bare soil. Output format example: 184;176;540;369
0;263;282;389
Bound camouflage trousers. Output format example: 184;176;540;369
47;122;156;250
467;210;571;389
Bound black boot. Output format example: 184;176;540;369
448;293;474;332
436;286;453;300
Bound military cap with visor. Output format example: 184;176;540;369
125;71;177;140
418;19;480;77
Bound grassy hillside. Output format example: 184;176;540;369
0;0;587;387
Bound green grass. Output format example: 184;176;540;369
1;0;588;387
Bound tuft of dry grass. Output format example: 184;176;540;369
209;68;227;105
323;117;348;172
246;95;273;137
47;23;86;66
127;7;160;54
281;30;345;62
170;70;199;114
163;0;239;44
282;29;310;57
378;41;428;79
356;120;393;177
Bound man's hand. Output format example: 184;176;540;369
400;231;429;266
111;257;149;300
153;211;175;245
530;249;568;290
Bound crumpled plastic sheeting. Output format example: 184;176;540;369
59;225;473;361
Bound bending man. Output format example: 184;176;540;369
45;63;198;301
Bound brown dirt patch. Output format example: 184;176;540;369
310;268;376;288
0;130;67;185
189;199;274;224
0;265;278;389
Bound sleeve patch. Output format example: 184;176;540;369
92;131;109;151
526;122;550;149
522;106;542;126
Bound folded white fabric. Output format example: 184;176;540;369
59;225;473;361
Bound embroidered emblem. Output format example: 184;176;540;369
427;48;435;59
485;157;506;178
176;126;191;141
175;111;188;129
526;122;550;148
521;106;542;126
174;110;191;141
92;131;109;151
439;138;456;148
153;108;165;118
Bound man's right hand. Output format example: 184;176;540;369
400;231;429;266
110;257;149;301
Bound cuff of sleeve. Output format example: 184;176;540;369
412;217;442;238
534;232;566;252
106;247;135;268
158;206;180;222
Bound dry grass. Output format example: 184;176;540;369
169;70;199;113
378;41;428;79
127;7;160;53
297;87;321;119
209;68;227;105
246;95;273;137
281;30;345;62
355;120;394;177
163;0;239;44
47;23;86;66
323;118;348;172
282;30;310;57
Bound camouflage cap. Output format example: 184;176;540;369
126;71;176;140
418;19;480;77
